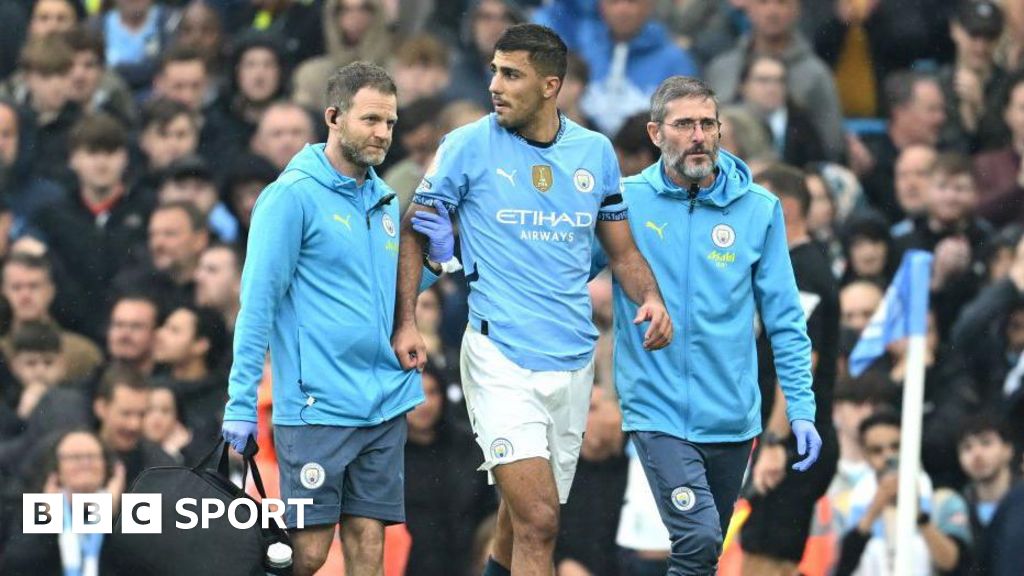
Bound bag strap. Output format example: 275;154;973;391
240;436;268;500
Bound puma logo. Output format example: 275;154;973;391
496;168;516;186
646;221;668;240
333;213;351;231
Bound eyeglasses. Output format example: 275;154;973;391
661;118;721;136
864;441;900;456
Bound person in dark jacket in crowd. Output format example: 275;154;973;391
404;364;496;576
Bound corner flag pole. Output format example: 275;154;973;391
894;252;932;576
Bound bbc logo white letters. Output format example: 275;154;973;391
72;494;112;534
122;494;162;534
24;493;311;533
23;494;62;534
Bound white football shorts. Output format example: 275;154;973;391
460;324;594;503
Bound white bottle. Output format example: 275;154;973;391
266;542;293;569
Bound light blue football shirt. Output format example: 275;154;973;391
412;113;626;371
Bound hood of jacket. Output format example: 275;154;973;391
322;0;392;64
282;143;380;197
641;148;752;207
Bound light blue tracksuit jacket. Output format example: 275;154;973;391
604;150;814;442
225;144;435;427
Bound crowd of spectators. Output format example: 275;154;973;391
0;0;1022;574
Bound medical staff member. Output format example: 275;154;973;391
603;76;822;575
221;62;450;576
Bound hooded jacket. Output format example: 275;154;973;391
291;0;392;111
225;144;436;426
608;150;814;442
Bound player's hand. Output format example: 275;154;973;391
222;420;257;454
791;419;821;471
392;323;427;371
752;443;787;494
634;298;672;350
412;200;455;263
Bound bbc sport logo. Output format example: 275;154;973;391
23;493;313;534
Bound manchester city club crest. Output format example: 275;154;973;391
711;224;735;248
573;169;595;193
490;438;514;460
300;462;326;489
671;486;696;511
382;213;396;237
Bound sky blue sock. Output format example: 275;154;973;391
483;556;511;576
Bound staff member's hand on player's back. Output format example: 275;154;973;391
635;298;672;350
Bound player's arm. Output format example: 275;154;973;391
225;185;303;423
596;219;672;350
393;135;465;370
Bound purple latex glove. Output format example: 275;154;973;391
411;200;455;262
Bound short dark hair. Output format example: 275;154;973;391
885;70;937;112
564;52;589;85
62;26;105;65
172;304;228;370
757;164;811;218
108;293;161;330
494;24;568;80
204;242;243;276
650;76;718;124
613;112;659;157
157;45;206;76
69;113;128;153
858;409;901;443
932;152;973;179
97;363;149;402
740;54;787;85
958;413;1012;446
141;97;197;132
399;96;443;133
154;200;207;232
3;252;53;283
12;321;62;355
325;62;396;114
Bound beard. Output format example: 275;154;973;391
665;141;719;182
337;122;389;169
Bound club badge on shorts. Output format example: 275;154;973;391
711;224;735;248
671;486;696;511
300;463;326;489
491;438;514;460
382;213;396;237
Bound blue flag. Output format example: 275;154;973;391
849;250;933;377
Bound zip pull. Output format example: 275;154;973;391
688;182;699;213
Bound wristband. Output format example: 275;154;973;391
437;256;463;274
